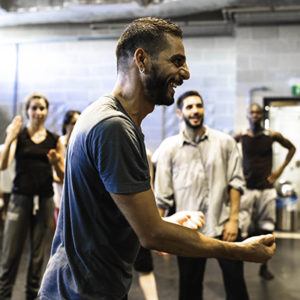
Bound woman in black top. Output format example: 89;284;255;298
0;92;64;300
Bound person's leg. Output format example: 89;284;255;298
134;246;158;300
0;194;31;299
177;256;206;300
239;189;256;238
256;189;276;280
218;258;249;300
26;196;54;300
2;193;11;221
138;272;158;300
217;233;249;300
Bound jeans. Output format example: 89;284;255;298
0;194;54;300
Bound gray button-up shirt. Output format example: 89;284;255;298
154;126;245;237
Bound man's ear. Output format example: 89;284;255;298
134;48;149;73
176;108;183;120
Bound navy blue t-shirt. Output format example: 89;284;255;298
39;96;151;300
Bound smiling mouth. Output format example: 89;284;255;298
168;82;178;91
169;78;183;90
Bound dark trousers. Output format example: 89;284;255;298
177;234;249;300
0;194;54;300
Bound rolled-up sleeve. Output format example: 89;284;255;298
227;139;245;195
154;140;175;210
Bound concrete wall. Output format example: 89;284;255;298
0;24;299;151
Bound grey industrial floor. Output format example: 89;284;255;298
0;221;299;300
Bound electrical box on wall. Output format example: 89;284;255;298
291;84;300;97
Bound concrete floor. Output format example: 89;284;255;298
129;237;300;300
0;221;299;300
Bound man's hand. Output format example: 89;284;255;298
267;170;282;184
164;211;205;230
222;219;238;242
238;234;276;263
6;116;22;144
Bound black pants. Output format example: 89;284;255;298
0;194;54;300
177;234;249;300
134;246;154;273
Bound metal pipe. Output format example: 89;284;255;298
12;42;19;116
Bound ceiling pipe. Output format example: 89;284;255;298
223;5;300;25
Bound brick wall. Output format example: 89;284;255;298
0;24;299;151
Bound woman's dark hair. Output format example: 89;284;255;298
62;110;81;135
25;92;49;118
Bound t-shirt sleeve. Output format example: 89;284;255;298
88;117;151;194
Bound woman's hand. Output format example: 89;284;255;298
47;149;62;166
6;116;22;144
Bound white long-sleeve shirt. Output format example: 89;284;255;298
154;126;245;237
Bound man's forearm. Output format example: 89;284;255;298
228;188;240;222
111;189;274;264
158;207;167;217
279;146;296;173
145;219;261;262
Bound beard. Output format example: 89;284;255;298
144;64;174;106
183;114;204;130
250;119;263;132
251;120;263;132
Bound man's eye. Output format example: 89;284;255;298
173;59;182;66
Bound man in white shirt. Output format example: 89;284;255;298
155;90;249;300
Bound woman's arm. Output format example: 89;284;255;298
48;138;65;183
0;116;22;170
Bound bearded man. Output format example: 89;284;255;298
38;19;275;300
154;90;249;300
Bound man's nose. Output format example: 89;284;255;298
180;63;190;80
191;106;199;113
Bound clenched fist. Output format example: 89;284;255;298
238;234;276;263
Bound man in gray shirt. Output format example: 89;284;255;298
155;90;249;300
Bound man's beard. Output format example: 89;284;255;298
183;115;204;129
144;64;174;106
250;119;263;132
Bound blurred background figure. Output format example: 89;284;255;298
235;103;296;280
0;92;64;300
133;149;159;300
53;110;80;222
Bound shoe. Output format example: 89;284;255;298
259;264;274;280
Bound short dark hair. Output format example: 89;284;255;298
62;110;81;135
176;90;203;109
249;102;263;113
25;92;49;118
116;17;182;72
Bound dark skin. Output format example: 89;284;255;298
235;104;296;184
